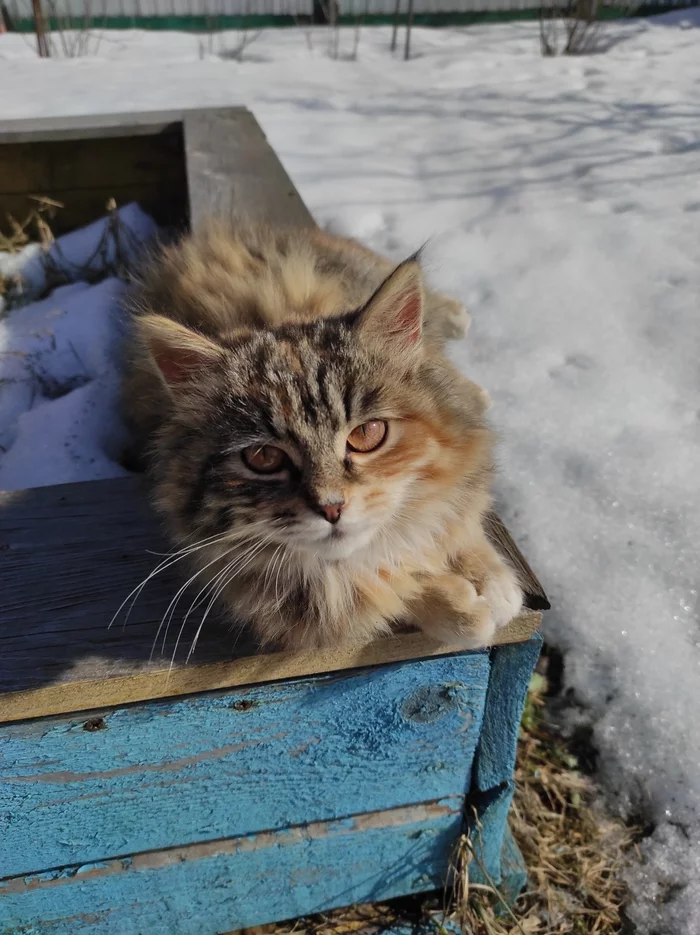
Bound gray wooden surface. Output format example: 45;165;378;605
0;109;194;144
0;475;547;697
184;108;315;230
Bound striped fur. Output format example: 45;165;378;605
122;220;521;651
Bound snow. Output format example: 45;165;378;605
0;205;157;487
2;12;700;931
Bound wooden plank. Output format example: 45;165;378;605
0;109;191;145
0;799;463;935
184;108;315;230
467;634;543;892
0;132;185;196
484;513;549;611
0;655;488;877
0;142;52;195
0;622;540;724
0;475;541;721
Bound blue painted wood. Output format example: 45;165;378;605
467;635;542;894
0;799;462;935
0;654;489;878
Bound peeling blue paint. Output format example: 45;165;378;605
0;806;462;935
1;655;489;878
0;640;541;934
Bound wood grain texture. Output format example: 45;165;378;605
0;132;185;194
467;634;543;890
0;654;488;878
0;621;540;725
483;513;549;611
0;475;541;721
184;108;315;231
0;799;462;935
0;127;187;236
0;109;193;144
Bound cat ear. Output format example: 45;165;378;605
137;315;225;388
357;257;424;351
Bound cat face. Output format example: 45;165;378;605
140;259;487;564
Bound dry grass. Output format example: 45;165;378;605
0;197;59;309
0;196;59;254
229;668;635;935
453;670;636;934
1;196;145;313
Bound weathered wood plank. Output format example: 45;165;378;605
0;475;541;720
467;634;543;890
0;109;190;145
0;655;489;878
483;514;549;611
0;799;462;935
0;127;187;236
184;108;315;230
0;132;185;195
0;622;540;725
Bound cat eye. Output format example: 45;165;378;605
347;420;388;453
242;444;286;474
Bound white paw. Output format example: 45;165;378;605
482;569;523;629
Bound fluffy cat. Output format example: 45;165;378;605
122;221;522;652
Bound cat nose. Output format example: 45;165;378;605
319;501;344;524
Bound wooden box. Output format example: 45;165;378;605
0;109;549;935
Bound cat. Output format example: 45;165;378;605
121;220;522;653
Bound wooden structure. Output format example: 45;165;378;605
0;108;549;935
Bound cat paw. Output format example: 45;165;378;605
415;575;496;649
482;568;523;629
442;300;471;340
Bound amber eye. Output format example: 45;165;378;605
347;420;388;453
242;445;286;474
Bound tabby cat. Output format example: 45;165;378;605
122;221;522;652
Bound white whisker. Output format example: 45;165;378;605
108;530;235;632
179;534;275;669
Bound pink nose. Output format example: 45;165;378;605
320;502;344;524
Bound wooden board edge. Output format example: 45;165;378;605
183;107;316;231
1;798;463;894
0;613;540;724
0;106;249;144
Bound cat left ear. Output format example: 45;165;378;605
137;314;226;390
357;257;424;351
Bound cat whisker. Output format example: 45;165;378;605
152;545;241;662
177;531;273;634
177;534;275;671
262;542;285;594
108;530;235;633
153;524;276;663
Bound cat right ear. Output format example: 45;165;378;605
357;257;424;353
137;315;225;389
